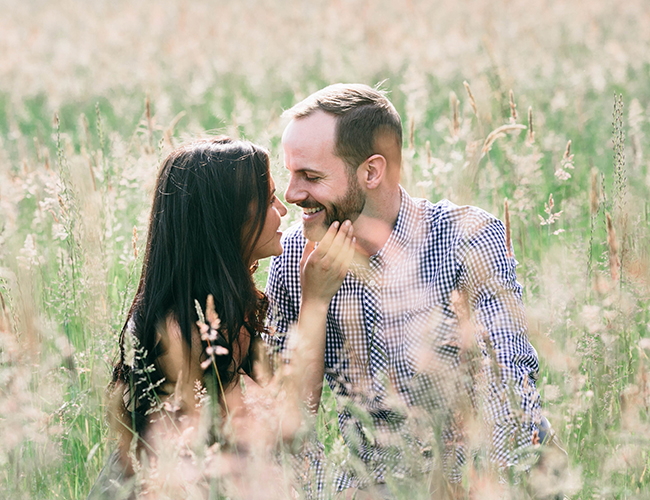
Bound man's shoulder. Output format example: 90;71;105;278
269;222;305;271
281;222;306;246
414;196;499;236
280;222;307;257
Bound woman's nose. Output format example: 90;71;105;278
276;198;288;216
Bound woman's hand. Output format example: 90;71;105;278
300;220;355;306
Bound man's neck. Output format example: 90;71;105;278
352;186;402;257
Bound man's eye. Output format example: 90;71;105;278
305;175;319;181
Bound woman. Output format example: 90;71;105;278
89;136;355;499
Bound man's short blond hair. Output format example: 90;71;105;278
283;83;402;171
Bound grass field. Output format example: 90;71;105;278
1;0;650;498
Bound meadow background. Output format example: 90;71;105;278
1;0;649;498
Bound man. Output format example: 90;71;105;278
265;84;541;494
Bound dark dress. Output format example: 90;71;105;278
86;450;135;500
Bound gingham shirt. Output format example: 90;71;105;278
266;187;541;488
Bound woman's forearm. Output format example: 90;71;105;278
289;221;354;413
291;298;330;413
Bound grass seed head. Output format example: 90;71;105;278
463;80;478;116
509;89;517;121
481;124;526;157
563;139;572;160
527;106;535;144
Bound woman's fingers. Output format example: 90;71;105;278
315;221;340;256
331;223;354;269
300;221;355;304
301;239;316;269
331;220;352;251
319;220;351;260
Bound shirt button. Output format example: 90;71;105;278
368;279;377;287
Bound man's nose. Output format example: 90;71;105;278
284;176;305;205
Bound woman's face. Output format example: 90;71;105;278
249;176;287;265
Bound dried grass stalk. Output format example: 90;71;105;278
80;112;92;156
504;198;513;258
0;291;10;334
590;168;599;215
606;212;620;281
145;93;154;153
87;154;97;191
33;136;42;162
132;226;139;260
450;290;473;350
163;111;187;149
450;91;460;138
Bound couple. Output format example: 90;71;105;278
91;84;541;499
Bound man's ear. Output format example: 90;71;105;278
360;154;387;189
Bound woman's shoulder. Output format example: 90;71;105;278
155;315;205;399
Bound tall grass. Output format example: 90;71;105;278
1;0;650;498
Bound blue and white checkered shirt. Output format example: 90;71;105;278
266;187;541;489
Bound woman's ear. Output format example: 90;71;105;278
359;154;387;190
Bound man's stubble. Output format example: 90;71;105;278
303;172;366;242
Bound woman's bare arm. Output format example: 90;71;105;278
287;220;355;413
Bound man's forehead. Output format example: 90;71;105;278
282;111;336;150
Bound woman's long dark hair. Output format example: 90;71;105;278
111;136;271;435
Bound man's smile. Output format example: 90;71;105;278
302;206;324;215
301;205;326;223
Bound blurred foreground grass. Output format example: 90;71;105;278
1;0;650;498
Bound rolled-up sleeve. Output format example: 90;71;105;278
457;214;541;465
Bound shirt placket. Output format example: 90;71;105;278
363;255;389;402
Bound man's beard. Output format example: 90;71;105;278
303;175;366;241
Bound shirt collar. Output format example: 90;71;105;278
373;186;419;267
